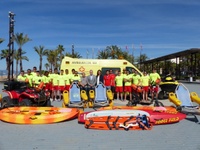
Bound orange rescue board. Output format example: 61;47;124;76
85;115;152;130
0;107;79;124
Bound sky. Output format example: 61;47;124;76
1;0;200;70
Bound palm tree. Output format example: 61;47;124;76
44;63;50;71
65;52;82;58
14;33;31;71
46;50;59;70
34;45;48;72
14;50;29;76
97;50;110;59
0;49;10;79
56;45;65;66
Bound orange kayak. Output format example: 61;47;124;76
0;107;79;124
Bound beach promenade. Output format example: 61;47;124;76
0;82;200;150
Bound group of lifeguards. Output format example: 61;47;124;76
17;66;161;102
17;67;83;101
114;68;161;102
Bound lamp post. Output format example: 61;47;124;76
8;11;15;81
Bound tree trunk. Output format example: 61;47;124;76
19;48;23;72
16;59;19;77
39;56;42;73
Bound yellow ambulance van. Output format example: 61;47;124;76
60;56;142;75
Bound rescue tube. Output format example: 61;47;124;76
168;92;182;106
190;92;200;104
35;82;44;91
132;84;142;93
89;90;95;99
107;89;113;100
0;107;79;124
81;90;88;101
63;90;69;105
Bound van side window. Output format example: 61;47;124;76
102;68;120;76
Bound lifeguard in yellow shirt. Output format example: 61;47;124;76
17;70;27;82
140;72;150;101
149;68;161;100
115;71;124;101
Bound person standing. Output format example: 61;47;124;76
103;70;111;90
57;69;66;101
79;72;88;91
86;70;96;92
140;71;150;102
123;70;132;101
31;66;37;77
96;70;104;85
132;70;141;93
17;70;27;82
32;71;43;87
25;69;33;87
149;68;161;100
115;71;123;101
42;71;51;91
51;68;59;101
109;69;116;97
64;69;71;91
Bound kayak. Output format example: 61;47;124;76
0;107;79;124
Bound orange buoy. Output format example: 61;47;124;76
155;79;161;84
25;78;29;83
132;84;142;93
35;82;44;91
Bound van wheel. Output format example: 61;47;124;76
19;99;32;106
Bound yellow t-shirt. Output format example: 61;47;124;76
64;74;71;85
25;74;33;87
31;72;37;77
17;75;27;82
140;75;150;86
150;73;160;84
58;75;66;86
123;74;132;86
71;75;81;82
132;74;141;85
51;74;59;85
42;76;51;84
115;75;123;86
32;75;43;85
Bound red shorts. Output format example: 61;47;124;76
52;85;58;91
58;86;65;91
124;86;132;92
150;85;159;93
64;85;70;91
45;83;51;91
142;86;149;92
115;86;123;93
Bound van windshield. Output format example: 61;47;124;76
126;67;142;76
